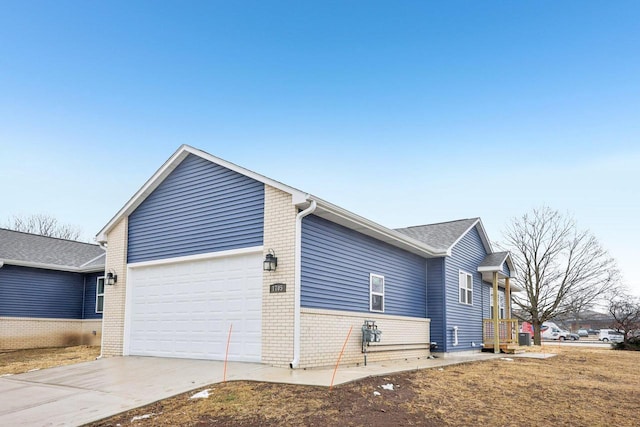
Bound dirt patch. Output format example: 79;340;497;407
85;347;640;427
0;345;100;375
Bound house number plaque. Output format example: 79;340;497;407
270;283;286;293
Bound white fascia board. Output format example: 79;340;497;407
96;144;308;242
127;246;263;269
1;259;81;273
449;218;493;255
306;196;446;257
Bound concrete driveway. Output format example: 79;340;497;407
0;352;505;426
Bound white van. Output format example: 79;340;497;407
598;329;623;343
541;322;569;341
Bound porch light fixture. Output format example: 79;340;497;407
263;249;278;272
106;270;118;286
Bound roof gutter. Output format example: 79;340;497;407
290;199;316;369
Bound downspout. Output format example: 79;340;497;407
290;199;317;369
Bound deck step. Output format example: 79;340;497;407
482;343;524;354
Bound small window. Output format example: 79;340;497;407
459;271;473;305
370;274;384;312
96;276;105;313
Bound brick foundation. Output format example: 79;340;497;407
0;317;102;349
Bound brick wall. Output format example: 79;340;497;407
300;308;430;368
0;317;102;349
101;218;128;357
261;185;297;366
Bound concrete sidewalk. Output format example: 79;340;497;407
0;351;539;426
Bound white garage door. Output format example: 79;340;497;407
126;252;262;362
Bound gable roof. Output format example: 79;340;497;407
478;251;511;271
97;145;449;258
0;228;105;273
395;218;492;254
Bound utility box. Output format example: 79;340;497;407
362;320;382;343
518;332;531;346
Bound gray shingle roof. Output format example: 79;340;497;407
0;228;105;271
479;252;509;269
395;218;479;252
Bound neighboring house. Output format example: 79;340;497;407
98;145;519;369
0;229;105;349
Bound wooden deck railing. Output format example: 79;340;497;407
483;318;519;345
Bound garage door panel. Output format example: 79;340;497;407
127;252;262;362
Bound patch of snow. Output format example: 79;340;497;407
373;391;381;396
380;383;394;391
0;373;13;377
131;413;155;422
190;389;211;399
437;368;444;371
500;358;514;362
27;368;40;372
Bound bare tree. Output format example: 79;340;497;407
501;207;618;345
4;213;83;241
609;294;640;344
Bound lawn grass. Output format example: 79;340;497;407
85;346;640;427
0;345;100;375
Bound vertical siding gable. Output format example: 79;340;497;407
444;226;488;351
426;257;445;350
301;215;427;318
127;154;265;263
0;265;84;319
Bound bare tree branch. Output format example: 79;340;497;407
3;213;83;241
500;206;619;345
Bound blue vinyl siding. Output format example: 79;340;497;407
82;272;103;320
502;262;511;277
301;215;427;317
426;257;445;349
128;154;264;263
443;226;488;352
483;284;506;319
0;265;84;319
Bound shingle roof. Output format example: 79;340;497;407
0;228;105;271
479;251;510;269
394;218;480;252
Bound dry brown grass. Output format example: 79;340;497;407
86;347;640;427
0;345;100;375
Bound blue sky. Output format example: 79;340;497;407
1;1;639;296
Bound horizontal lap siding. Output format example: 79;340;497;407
426;257;445;350
82;272;103;320
128;154;264;263
0;265;84;319
301;215;426;318
445;226;487;351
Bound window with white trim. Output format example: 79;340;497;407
370;274;384;312
459;271;473;305
96;276;105;313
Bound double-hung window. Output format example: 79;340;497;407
459;271;473;305
96;276;105;313
370;274;384;312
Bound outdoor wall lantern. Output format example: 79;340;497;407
263;249;278;272
106;270;118;285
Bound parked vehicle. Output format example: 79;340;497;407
588;329;599;335
599;329;624;343
578;329;589;337
564;331;580;341
541;322;569;341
